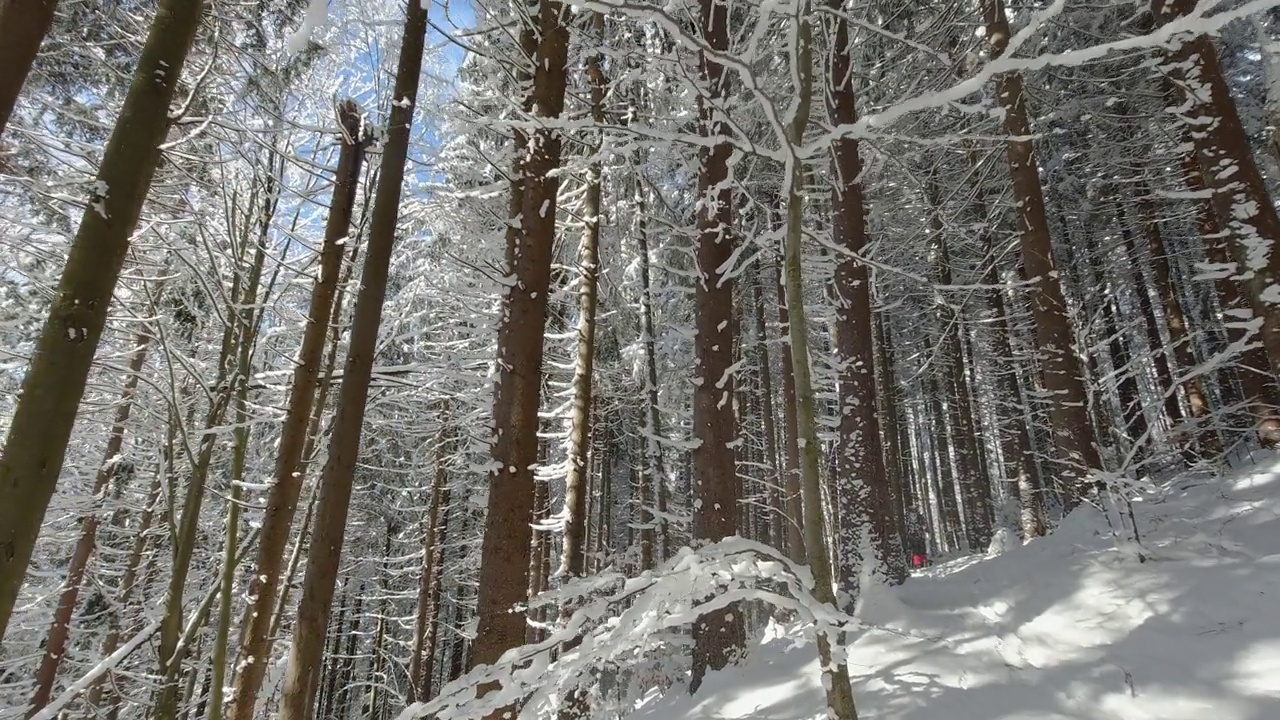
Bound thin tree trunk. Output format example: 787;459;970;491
753;282;786;553
983;0;1100;506
277;1;428;715
27;327;154;716
634;167;668;569
688;0;745;692
207;343;257;720
469;0;571;698
559;5;604;619
0;0;206;639
156;232;269;720
979;244;1046;539
779;11;859;718
872;312;909;559
85;470;163;712
774;258;806;563
226;100;366;720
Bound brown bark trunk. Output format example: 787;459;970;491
1156;0;1280;382
469;0;571;701
277;2;429;716
689;0;744;690
634;166;668;568
979;245;1047;539
926;371;963;551
873;312;911;562
983;0;1100;506
1134;194;1215;435
826;7;902;591
409;418;448;703
753;282;786;553
0;0;61;137
226;100;367;720
0;0;207;640
1176;126;1280;443
27;327;154;715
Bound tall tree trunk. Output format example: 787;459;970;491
982;0;1100;506
688;0;745;692
0;0;61;137
225;100;365;720
873;312;910;559
778;11;859;718
0;0;206;640
826;3;902;592
634;166;668;568
409;421;445;703
85;470;163;713
277;2;428;715
156;231;269;720
774;259;806;563
926;198;992;552
27;327;154;716
469;0;571;694
207;338;258;720
979;243;1046;539
1176;128;1280;444
1157;0;1280;378
753;282;786;552
559;6;604;609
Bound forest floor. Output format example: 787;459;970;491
635;454;1280;720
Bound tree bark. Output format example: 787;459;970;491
778;11;859;718
0;0;61;137
225;99;367;720
0;0;206;640
774;258;806;563
26;327;154;716
1156;0;1280;380
983;0;1100;506
277;1;429;715
469;1;571;712
826;3;903;592
634;165;668;568
687;0;746;693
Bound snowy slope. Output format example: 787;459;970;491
636;457;1280;720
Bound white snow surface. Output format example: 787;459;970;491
634;457;1280;720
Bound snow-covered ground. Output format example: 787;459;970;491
637;456;1280;720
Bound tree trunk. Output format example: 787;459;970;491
1157;0;1280;379
873;312;911;562
983;0;1100;506
826;3;902;593
277;1;428;715
0;0;61;137
774;258;806;563
156;231;269;720
753;281;786;553
469;0;571;694
779;11;859;718
0;0;206;640
1176;127;1280;444
688;0;745;692
225;100;365;720
27;327;154;716
634;165;668;568
559;7;604;608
